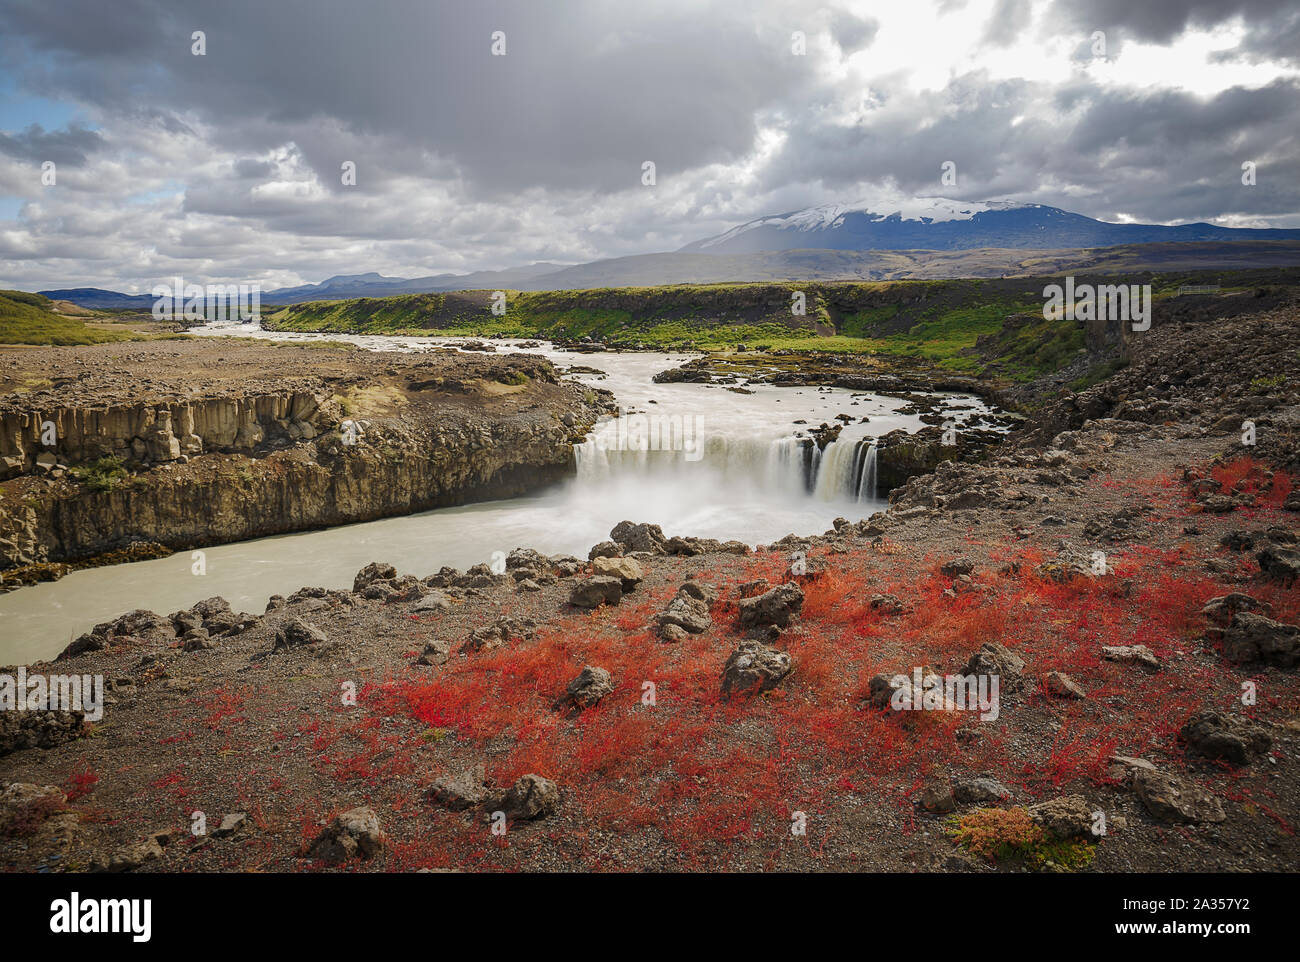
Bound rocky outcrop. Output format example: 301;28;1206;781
2;399;603;572
0;390;331;479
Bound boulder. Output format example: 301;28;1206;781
1133;769;1225;824
556;665;614;713
1216;612;1300;668
720;641;793;697
273;618;327;649
1257;545;1300;584
428;765;490;811
1179;710;1271;765
1102;644;1160;668
353;562;397;593
493;774;560;820
609;521;667;554
591;555;644;591
737;583;805;629
568;576;623;609
307;806;383;862
655;591;712;635
1027;795;1095;840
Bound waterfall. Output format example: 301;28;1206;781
855;439;877;502
572;427;878;503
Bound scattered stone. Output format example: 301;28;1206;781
679;578;719;605
1027;795;1095;840
1180;710;1271;765
494;774;560;820
96;835;166;873
609;521;667;554
411;590;452;613
1133;769;1226;824
213;812;248;838
568;576;623;609
462;616;535;654
273;617;327;649
181;628;215;651
556;665;614;713
1257;545;1300;584
1202;593;1273;626
1213;612;1300;668
656;589;712;635
659;623;690;643
0;712;86;757
940;557;975;577
720;641;793;697
591;555;644;591
919;782;956;813
1044;671;1086;699
1101;644;1160;668
963;642;1026;687
0;783;67;835
588;540;623;560
415;640;451;666
737;582;804;629
428;765;490;811
953;777;1013;804
1220;530;1255;552
307;806;383;863
353;562;397;592
869;593;908;615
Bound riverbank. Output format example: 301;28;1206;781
0;339;612;584
2;300;1298;873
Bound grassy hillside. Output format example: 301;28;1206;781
249;266;1300;382
0;290;133;345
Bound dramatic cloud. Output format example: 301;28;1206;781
0;0;1297;290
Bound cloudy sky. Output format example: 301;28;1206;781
1;0;1298;292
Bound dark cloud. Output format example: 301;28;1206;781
0;0;1297;291
1048;0;1300;62
828;11;879;52
0;0;806;194
0;122;103;166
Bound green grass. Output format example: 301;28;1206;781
262;270;1300;385
0;291;132;345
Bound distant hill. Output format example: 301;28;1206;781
682;197;1300;254
36;197;1300;308
0;290;131;345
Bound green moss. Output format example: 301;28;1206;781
945;807;1096;872
69;456;129;492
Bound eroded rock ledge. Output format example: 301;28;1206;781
0;340;612;577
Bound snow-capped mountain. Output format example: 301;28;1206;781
681;197;1300;253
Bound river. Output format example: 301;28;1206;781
1;323;996;663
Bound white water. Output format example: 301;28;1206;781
0;324;994;664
